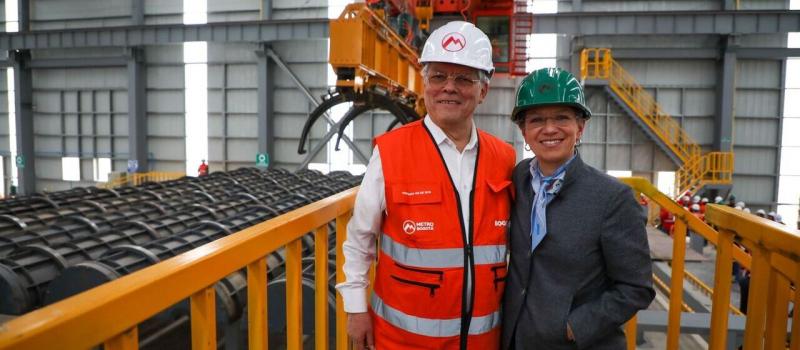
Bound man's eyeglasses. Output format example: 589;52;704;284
425;72;481;89
524;115;577;129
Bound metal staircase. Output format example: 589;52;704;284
580;48;733;197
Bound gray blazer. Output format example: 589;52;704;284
502;155;655;350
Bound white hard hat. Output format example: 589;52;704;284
775;213;783;222
734;206;743;210
714;196;723;203
735;201;745;208
756;209;766;215
420;21;494;74
701;197;709;203
692;195;701;203
768;211;776;218
744;208;751;213
681;196;690;202
690;204;700;212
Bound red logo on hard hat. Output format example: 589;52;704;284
441;33;466;52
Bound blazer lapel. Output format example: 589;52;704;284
516;160;534;251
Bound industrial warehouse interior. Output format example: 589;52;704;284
0;0;799;349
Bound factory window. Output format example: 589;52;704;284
0;156;4;197
778;29;800;228
4;1;19;32
476;17;510;65
528;0;557;13
6;68;17;189
607;170;632;178
62;157;80;181
183;0;208;176
4;0;17;193
656;171;676;198
93;158;112;182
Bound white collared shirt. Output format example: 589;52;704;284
335;115;479;313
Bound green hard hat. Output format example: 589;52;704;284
511;67;592;123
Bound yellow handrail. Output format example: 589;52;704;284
3;178;792;350
621;177;800;350
581;49;733;196
684;270;744;316
0;187;357;349
705;205;800;349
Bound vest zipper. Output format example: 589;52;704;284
390;275;441;296
422;123;479;350
395;262;444;281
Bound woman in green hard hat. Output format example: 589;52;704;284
501;67;655;349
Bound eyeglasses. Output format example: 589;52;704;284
425;71;481;89
524;115;577;129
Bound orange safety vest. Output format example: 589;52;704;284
370;120;515;349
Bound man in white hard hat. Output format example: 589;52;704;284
336;21;515;349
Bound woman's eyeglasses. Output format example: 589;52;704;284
524;115;576;129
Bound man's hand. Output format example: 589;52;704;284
348;312;375;349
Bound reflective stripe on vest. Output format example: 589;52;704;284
371;293;500;337
381;234;506;268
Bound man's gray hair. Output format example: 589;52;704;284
421;64;491;85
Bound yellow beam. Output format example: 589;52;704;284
315;225;330;350
247;257;268;350
286;239;304;350
708;228;734;350
104;327;138;350
742;240;770;349
336;211;352;350
792;281;800;350
764;270;790;350
191;286;217;350
706;204;800;263
624;315;637;350
666;219;687;350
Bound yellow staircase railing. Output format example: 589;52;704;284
581;48;734;196
622;177;800;350
101;171;185;189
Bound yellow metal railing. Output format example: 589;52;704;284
705;203;800;349
684;270;744;316
3;178;792;350
622;177;800;350
0;187;357;350
582;49;734;196
101;171;185;189
676;151;735;198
